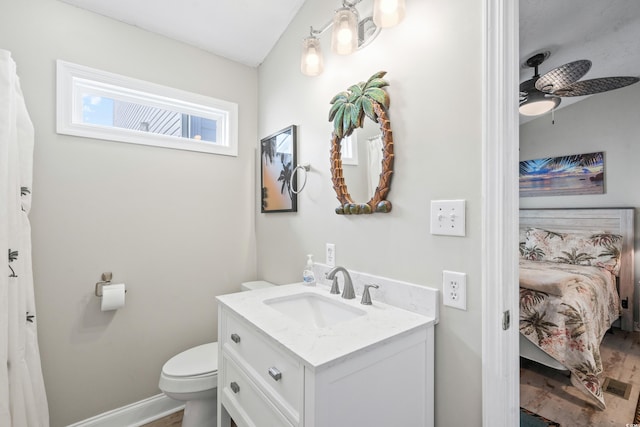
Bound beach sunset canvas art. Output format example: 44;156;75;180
519;152;604;197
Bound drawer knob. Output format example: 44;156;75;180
230;333;241;343
230;381;240;393
268;367;282;381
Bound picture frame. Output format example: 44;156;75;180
519;151;604;197
260;125;298;213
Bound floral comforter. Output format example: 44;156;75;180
519;259;620;409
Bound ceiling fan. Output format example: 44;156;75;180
519;51;640;116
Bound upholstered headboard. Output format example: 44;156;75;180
520;208;635;331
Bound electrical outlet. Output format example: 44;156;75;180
443;270;467;310
326;243;336;267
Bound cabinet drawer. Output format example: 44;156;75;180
222;311;303;421
221;355;294;427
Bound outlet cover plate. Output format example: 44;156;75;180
443;270;467;310
326;243;336;267
430;200;466;236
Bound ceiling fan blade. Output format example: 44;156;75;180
535;59;592;93
553;76;640;97
519;91;528;102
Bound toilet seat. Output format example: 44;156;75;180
163;342;218;377
159;342;218;394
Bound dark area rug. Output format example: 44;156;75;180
520;407;560;427
635;392;640;423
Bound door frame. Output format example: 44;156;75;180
481;0;520;425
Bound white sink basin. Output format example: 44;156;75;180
263;292;366;328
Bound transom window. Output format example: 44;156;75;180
57;60;238;156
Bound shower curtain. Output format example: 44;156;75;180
367;135;383;196
0;49;49;426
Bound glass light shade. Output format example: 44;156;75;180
519;90;561;116
373;0;406;28
331;7;359;55
301;36;324;76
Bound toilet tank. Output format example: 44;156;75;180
241;280;275;291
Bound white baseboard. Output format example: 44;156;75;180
67;393;184;427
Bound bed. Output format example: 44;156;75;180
519;208;635;409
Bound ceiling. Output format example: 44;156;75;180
520;0;640;119
58;0;309;67
58;0;640;109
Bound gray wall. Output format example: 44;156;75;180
257;0;484;425
520;83;640;322
0;1;258;425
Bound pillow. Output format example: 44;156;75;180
518;227;528;258
522;227;623;276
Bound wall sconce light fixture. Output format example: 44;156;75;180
373;0;406;28
300;0;406;77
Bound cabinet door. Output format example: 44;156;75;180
220;355;294;427
308;331;430;427
222;310;303;424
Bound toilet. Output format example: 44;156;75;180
158;280;275;426
240;280;276;291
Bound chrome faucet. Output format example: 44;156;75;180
325;266;355;299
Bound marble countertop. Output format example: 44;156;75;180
217;283;435;370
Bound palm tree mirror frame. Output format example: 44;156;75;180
329;71;394;215
260;125;298;213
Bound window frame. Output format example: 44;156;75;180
56;60;238;156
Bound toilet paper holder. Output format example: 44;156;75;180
95;272;125;297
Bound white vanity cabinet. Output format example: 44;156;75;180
301;326;433;427
219;307;302;427
216;284;435;427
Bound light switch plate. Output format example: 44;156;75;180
430;200;466;236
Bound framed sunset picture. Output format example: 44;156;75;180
519;151;604;197
260;125;297;213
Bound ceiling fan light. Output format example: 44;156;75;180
331;7;359;55
519;90;561;116
301;36;324;76
373;0;406;28
519;99;557;116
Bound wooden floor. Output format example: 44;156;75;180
141;410;238;427
141;410;183;427
521;328;640;427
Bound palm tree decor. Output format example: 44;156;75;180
554;248;596;265
8;248;18;278
260;125;297;213
328;71;394;214
277;159;294;200
21;186;30;212
519;152;605;197
590;233;622;263
521;244;546;261
520;309;558;346
262;140;294;201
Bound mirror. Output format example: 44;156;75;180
329;71;394;215
340;119;384;203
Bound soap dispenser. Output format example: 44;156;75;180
303;254;316;286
